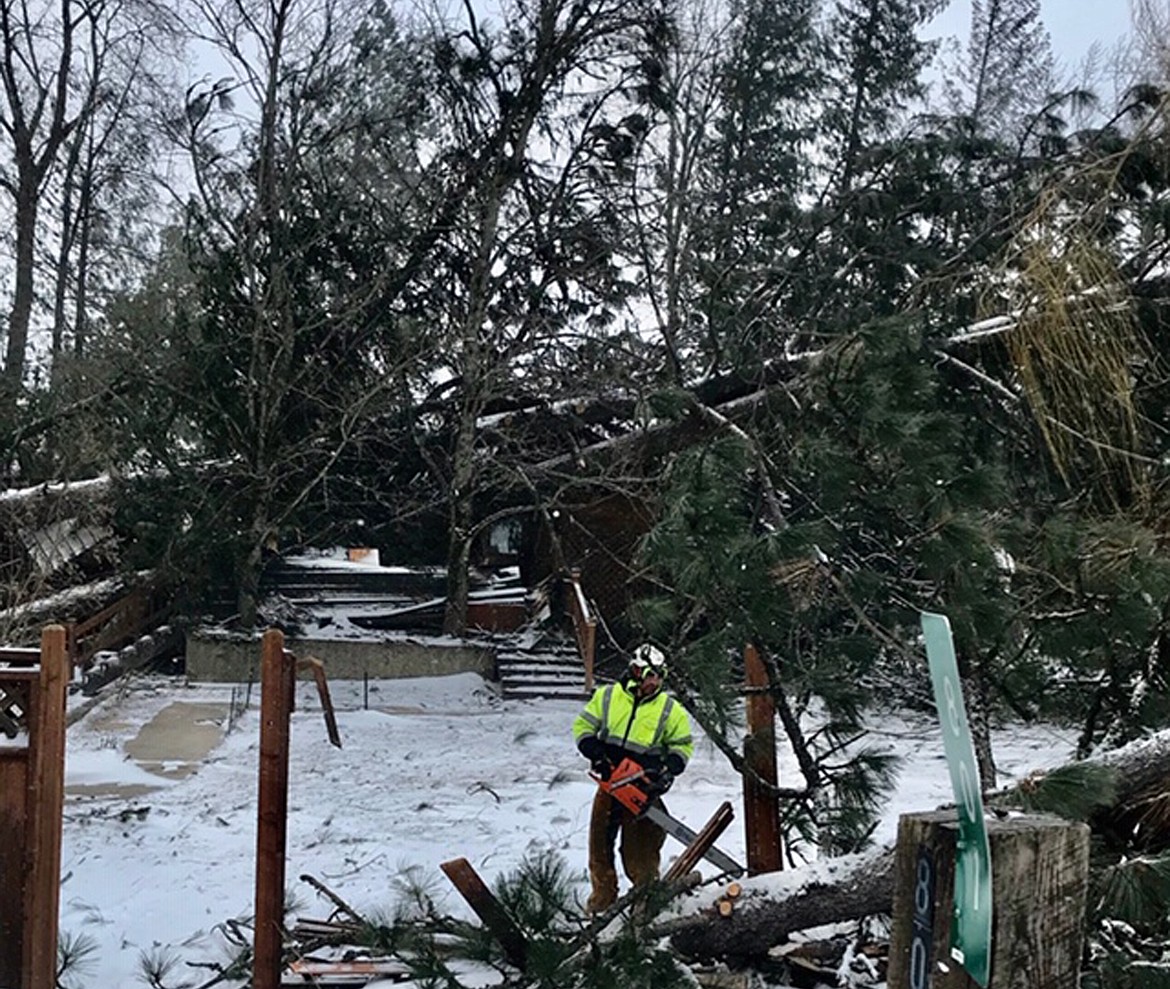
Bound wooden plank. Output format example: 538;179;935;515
887;810;1090;988
69;587;145;641
664;802;736;883
24;625;68;989
743;644;782;875
0;648;39;665
254;630;295;989
440;857;528;970
288;959;409;976
300;658;342;749
0;753;29;989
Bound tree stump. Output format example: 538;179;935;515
887;810;1089;989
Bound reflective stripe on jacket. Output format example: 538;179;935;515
572;682;694;769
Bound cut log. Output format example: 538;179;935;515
663;849;895;960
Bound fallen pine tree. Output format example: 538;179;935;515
659;724;1170;962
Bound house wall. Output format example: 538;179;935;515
186;632;496;682
526;490;656;646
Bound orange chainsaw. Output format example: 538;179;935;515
592;756;743;876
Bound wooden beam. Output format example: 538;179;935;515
743;644;782;875
665;802;736;884
24;626;68;989
441;857;528;970
253;630;295;989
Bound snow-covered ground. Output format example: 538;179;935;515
54;671;1079;987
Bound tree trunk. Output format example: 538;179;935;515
4;176;40;414
237;546;263;631
663;849;895;960
442;493;474;635
442;400;478;636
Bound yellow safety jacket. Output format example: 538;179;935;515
573;681;694;771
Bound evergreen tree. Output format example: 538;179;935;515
944;0;1053;136
824;0;944;197
784;0;946;333
683;0;823;374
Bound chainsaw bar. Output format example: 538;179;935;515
643;804;744;876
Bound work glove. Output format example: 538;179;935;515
647;766;674;794
590;756;614;780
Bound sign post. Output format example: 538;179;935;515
921;612;992;987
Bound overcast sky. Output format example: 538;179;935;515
926;0;1133;70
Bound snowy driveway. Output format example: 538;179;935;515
57;673;1075;987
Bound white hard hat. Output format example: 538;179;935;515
631;643;667;677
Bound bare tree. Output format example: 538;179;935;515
414;0;669;634
0;0;180;458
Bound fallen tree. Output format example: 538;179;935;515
660;849;895;960
661;725;1170;960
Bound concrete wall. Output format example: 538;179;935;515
186;632;496;682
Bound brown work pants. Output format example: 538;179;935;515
585;788;667;914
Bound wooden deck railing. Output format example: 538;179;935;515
67;585;170;672
564;569;597;693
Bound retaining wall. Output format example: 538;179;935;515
186;632;496;682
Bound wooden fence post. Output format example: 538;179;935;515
24;626;67;989
887;810;1090;988
0;631;67;989
0;650;37;988
253;630;295;989
743;643;782;875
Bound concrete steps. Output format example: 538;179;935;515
496;644;595;701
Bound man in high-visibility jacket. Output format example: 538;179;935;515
572;643;694;913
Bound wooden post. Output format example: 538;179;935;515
887;810;1090;988
0;742;27;989
0;651;36;988
0;633;67;989
253;630;295;989
440;857;528;970
299;657;342;749
743;643;782;875
24;626;67;989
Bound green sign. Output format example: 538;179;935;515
921;611;992;987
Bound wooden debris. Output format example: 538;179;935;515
692;967;752;988
712;879;744;918
441;856;529;970
663;800;738;883
284;956;411;985
290;917;363;941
